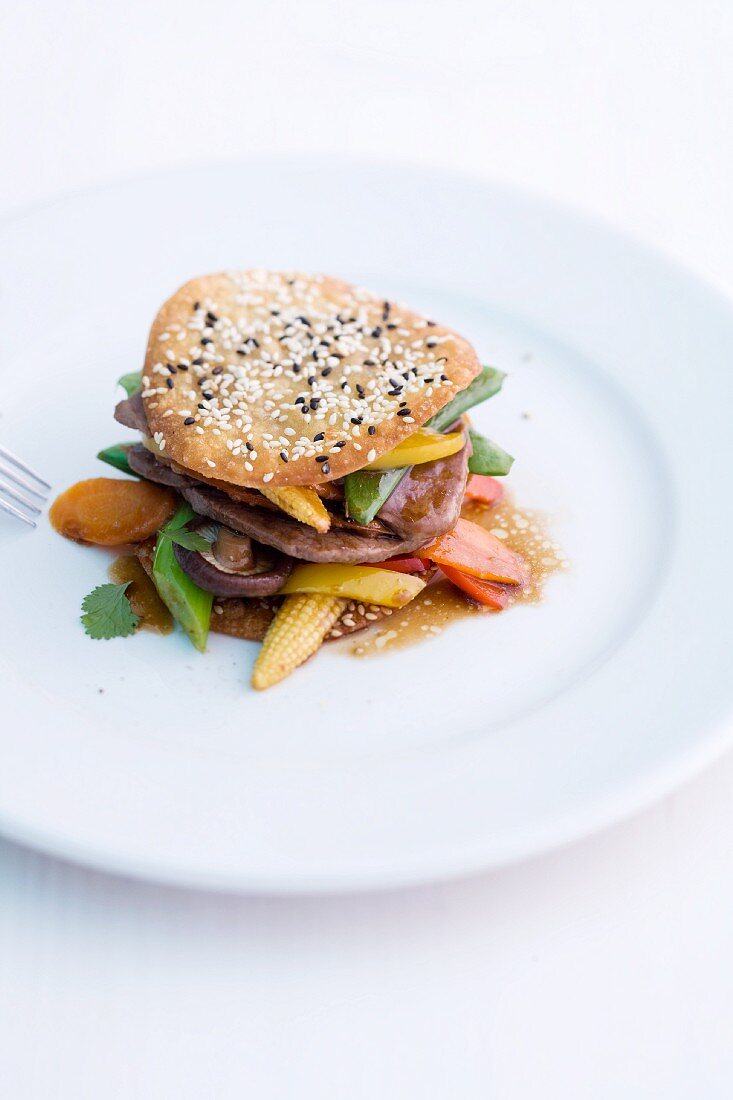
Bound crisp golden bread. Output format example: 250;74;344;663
142;271;481;488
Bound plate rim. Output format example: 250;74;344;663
2;155;732;894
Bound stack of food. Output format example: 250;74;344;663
51;271;528;688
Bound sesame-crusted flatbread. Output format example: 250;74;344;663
141;271;481;488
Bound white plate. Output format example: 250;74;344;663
1;160;731;893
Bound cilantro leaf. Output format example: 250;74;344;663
117;371;142;397
160;528;214;553
81;582;140;640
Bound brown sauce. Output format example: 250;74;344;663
352;492;567;657
108;555;174;634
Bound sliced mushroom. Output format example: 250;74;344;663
173;537;293;597
213;527;254;571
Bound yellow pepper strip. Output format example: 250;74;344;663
278;563;426;608
366;428;465;471
251;593;346;689
261;486;331;533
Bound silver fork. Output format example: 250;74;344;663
0;445;51;527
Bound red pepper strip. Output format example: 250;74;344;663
464;474;504;505
361;555;428;574
440;564;510;610
421;518;529;586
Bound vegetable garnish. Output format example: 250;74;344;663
152;505;213;652
278;563;426;608
157;526;215;554
367;556;428;574
464;475;505;505
467;430;514;476
420;518;530;586
365;428;465;471
97;443;137;477
344;366;507;524
117;371;142;397
80;582;140;640
438;565;510;610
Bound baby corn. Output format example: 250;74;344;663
261;486;331;533
251;593;346;689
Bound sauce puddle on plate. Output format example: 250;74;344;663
108;555;174;634
352;494;568;657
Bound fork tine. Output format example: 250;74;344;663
0;461;48;500
0;445;51;490
0;475;42;515
0;494;36;527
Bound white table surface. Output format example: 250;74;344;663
2;2;732;1096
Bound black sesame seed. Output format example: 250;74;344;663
270;308;280;316
440;374;449;381
355;384;365;397
201;337;213;345
335;440;347;448
315;455;329;463
177;363;189;371
313;432;325;441
364;359;376;367
193;301;200;310
198;403;207;410
246;441;254;451
424;377;434;384
368;425;376;435
389;377;401;387
166;378;174;389
310;398;320;410
387;389;402;397
321;462;330;475
295;396;305;405
340;381;348;390
402;371;410;380
292;363;302;373
280;451;288;463
427;320;437;326
236;348;247;356
320;339;331;347
426;339;438;348
307;375;316;386
387;323;398;330
371;326;382;338
250;338;260;349
212;366;223;375
297;315;311;327
167;364;177;374
206;311;218;324
397;408;411;417
350;416;362;425
382;301;391;320
203;392;214;400
312;350;318;361
399;401;407;408
300;405;309;415
321;367;332;377
183;417;195;425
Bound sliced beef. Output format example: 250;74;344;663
180;483;409;562
377;432;471;542
127;439;470;562
127;444;194;490
114;392;148;433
